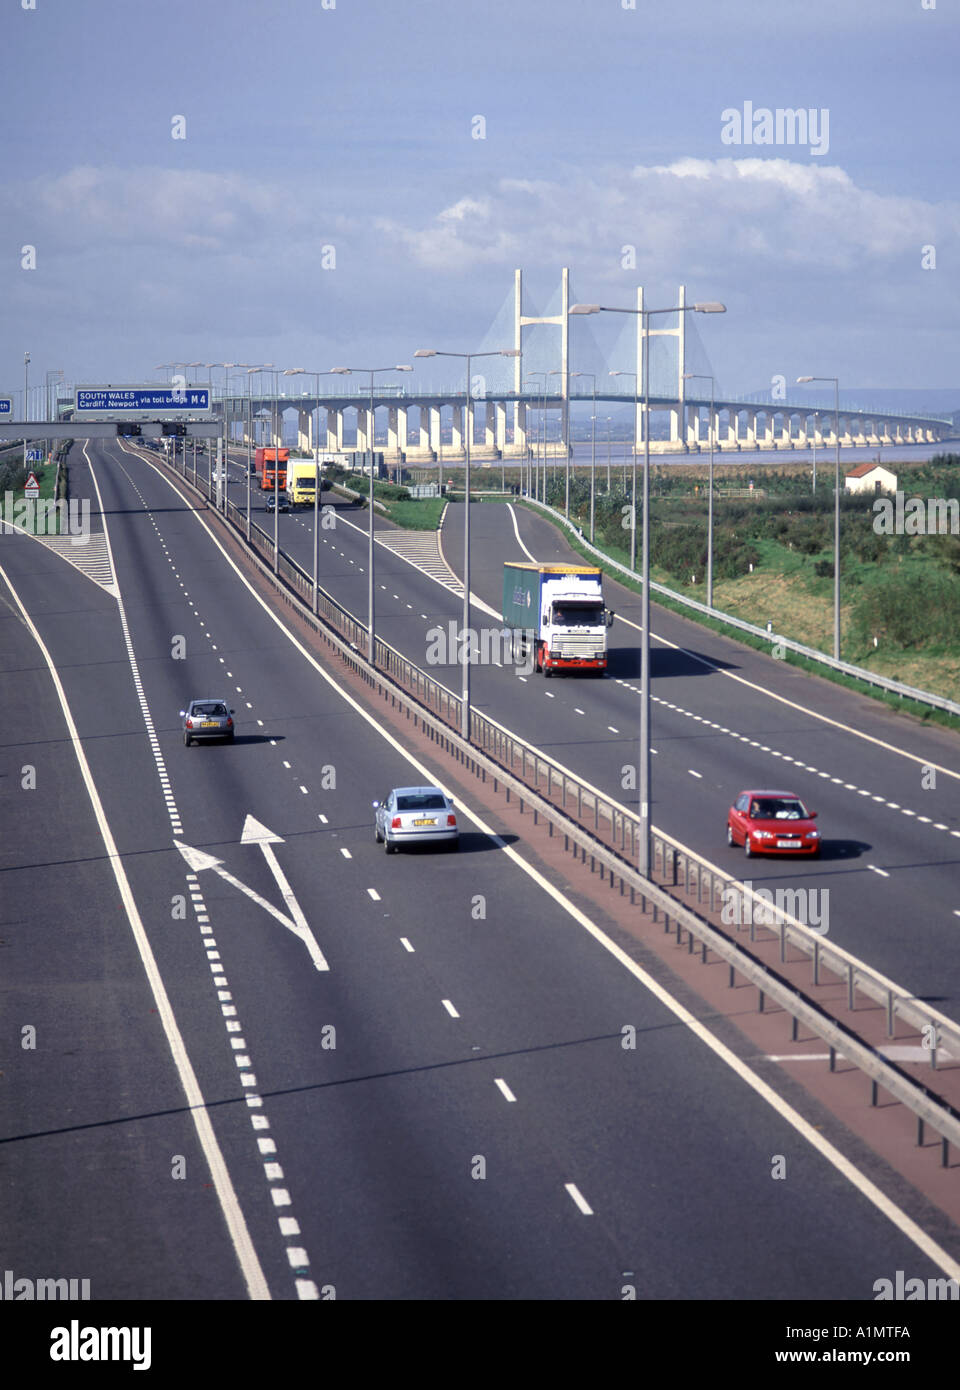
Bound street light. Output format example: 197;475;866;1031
564;372;598;542
609;370;639;570
22;351;30;471
524;372;547;502
571;299;726;879
415;347;520;740
207;363;237;510
548;368;574;519
684;372;716;609
330;365;413;665
798;375;842;659
284;368;340;617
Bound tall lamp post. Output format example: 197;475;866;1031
683;372;716;609
245;365;274;533
22;351;30;468
284;368;340;616
415;347;520;740
798;375;841;659
561;371;597;541
331;365;413;664
609;370;639;570
548;367;573;519
524;372;547;502
572;299;726;878
207;363;236;510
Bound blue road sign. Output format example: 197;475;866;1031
75;385;211;415
0;398;11;416
26;449;43;462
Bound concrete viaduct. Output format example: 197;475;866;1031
213;268;953;463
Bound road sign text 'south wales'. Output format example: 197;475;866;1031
74;386;211;416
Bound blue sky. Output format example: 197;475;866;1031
4;0;958;408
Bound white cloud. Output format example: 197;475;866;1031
375;156;958;282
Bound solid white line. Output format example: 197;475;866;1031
494;1078;517;1103
132;448;960;1285
564;1183;593;1215
505;503;539;563
0;559;270;1302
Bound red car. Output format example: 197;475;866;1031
727;789;820;858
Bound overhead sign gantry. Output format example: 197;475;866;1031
74;384;212;419
0;381;220;442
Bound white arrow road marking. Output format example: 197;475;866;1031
175;822;329;972
241;815;329;972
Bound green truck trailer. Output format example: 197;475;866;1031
502;562;613;675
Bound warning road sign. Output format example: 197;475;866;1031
24;471;40;499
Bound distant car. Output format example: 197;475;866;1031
727;789;820;857
265;494;289;511
373;785;459;853
180;698;235;746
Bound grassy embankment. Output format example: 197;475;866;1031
0;444;67;533
533;454;960;722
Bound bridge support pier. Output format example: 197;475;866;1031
388;406;407;457
326;409;343;452
450;403;464;456
483;402;494;451
495;401;507;454
513;401;527;454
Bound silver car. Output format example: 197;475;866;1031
181;698;235;746
373;786;459;853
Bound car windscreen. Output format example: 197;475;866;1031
750;798;807;820
396;794;446;811
194;703;226;716
552;602;603;625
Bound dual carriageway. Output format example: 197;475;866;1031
1;435;959;1302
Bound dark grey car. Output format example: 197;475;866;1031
181;698;235;746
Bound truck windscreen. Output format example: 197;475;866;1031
552;602;604;625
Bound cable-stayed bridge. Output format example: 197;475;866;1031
207;268;957;461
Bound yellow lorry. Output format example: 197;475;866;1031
285;460;320;508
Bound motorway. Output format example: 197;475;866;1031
215;448;960;1021
1;437;958;1300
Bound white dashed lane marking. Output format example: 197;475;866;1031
565;1183;594;1216
642;689;956;835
